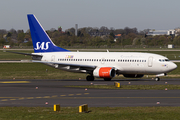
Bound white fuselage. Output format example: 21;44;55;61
33;52;177;75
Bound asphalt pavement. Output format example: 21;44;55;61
0;79;180;107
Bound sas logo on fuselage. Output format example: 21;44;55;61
35;42;50;50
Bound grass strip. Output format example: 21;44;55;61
0;107;180;120
0;63;86;80
66;84;180;90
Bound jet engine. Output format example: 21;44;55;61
93;67;116;78
123;74;144;78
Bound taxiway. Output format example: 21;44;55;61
0;79;180;107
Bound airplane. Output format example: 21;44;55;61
8;14;177;81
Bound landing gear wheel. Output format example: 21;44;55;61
86;75;94;81
155;77;160;81
104;78;112;81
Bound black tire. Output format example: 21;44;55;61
155;77;160;81
86;75;94;81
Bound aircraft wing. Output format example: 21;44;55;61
32;60;97;73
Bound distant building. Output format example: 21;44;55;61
114;34;121;42
3;45;11;49
115;34;121;38
168;30;176;35
58;26;65;33
175;28;180;34
58;26;62;32
147;29;176;36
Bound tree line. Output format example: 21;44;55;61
0;27;179;48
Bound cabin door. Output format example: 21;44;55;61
51;55;55;62
148;57;153;67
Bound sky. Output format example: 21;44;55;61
0;0;180;32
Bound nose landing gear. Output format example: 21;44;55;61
155;77;160;81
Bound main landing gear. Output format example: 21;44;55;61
86;75;94;81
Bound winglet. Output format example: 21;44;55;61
27;14;70;53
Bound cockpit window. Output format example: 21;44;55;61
165;59;169;61
159;59;169;62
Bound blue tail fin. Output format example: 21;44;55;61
27;14;70;53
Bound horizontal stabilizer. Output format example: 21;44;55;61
5;51;42;57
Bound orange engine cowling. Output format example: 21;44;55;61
93;67;116;78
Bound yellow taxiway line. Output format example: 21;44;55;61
0;81;30;83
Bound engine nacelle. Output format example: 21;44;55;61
93;67;116;78
123;74;144;78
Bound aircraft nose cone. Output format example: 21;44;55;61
174;63;177;69
170;63;177;71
